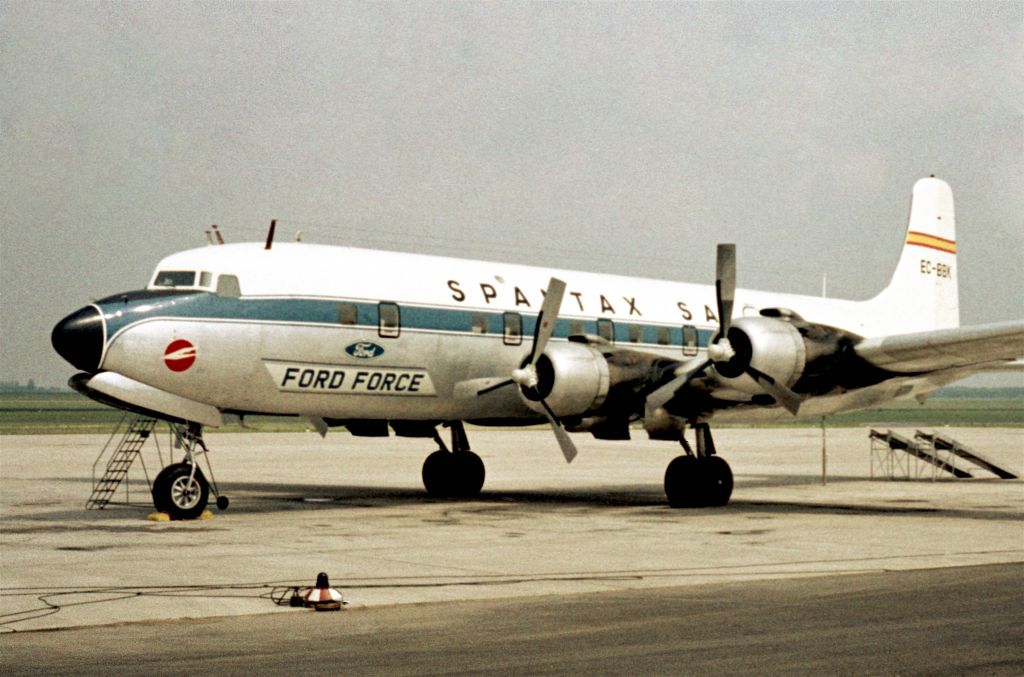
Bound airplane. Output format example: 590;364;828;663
52;177;1024;519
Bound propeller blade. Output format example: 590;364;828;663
307;416;328;438
538;398;578;463
476;280;565;398
645;358;711;411
476;378;514;396
527;277;566;366
746;366;801;415
457;377;517;400
715;244;736;336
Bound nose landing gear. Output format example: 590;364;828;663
152;462;209;519
151;424;228;520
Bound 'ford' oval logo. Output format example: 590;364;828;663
346;342;384;359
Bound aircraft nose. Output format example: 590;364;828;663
51;305;105;373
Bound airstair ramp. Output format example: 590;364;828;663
869;429;972;480
86;414;157;509
915;430;1019;480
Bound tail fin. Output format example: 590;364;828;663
862;177;959;336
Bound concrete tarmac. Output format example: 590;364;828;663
3;564;1022;675
2;427;1022;662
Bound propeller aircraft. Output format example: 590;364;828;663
52;177;1024;518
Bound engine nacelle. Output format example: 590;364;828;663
712;316;807;395
519;342;611;417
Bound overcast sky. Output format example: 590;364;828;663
2;2;1021;388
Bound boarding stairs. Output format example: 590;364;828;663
914;430;1018;479
870;429;969;479
85;414;157;509
869;429;1018;480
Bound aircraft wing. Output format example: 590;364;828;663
853;320;1024;374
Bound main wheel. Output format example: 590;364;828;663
702;456;733;507
665;455;702;508
422;450;454;498
664;456;735;508
152;463;209;520
450;451;485;498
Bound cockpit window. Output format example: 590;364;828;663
153;270;197;287
199;271;213;288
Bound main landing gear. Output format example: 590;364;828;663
422;421;485;499
152;424;229;520
664;423;734;508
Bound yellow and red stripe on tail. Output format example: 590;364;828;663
906;230;956;255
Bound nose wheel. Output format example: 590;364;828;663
152;462;210;519
151;424;228;519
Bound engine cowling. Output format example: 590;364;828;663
518;342;611;417
712;316;806;395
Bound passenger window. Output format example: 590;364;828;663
569;320;585;336
471;313;489;334
596;319;614;343
682;325;698;357
338;303;358;325
627;324;642;343
216;274;241;299
657;326;671;346
378;302;400;338
503;312;523;346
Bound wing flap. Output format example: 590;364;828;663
854;321;1024;373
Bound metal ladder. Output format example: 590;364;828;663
869;428;972;480
86;415;158;509
915;430;1019;479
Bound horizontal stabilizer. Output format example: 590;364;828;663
854;321;1024;373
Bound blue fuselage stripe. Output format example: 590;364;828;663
98;292;714;350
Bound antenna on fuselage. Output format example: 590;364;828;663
205;230;213;245
295;230;303;242
265;219;277;250
211;225;225;245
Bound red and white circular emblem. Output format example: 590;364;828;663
164;339;196;372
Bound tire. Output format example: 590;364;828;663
422;450;454;498
702;456;734;507
664;455;701;508
152;463;209;520
151;463;178;513
450;451;485;498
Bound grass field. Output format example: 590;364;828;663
0;389;1020;435
0;393;305;435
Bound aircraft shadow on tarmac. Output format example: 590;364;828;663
38;475;1024;523
230;481;1024;522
